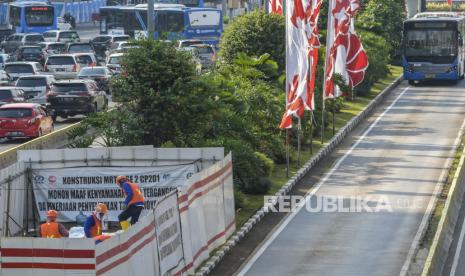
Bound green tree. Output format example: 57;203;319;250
110;40;219;147
219;11;285;71
357;0;406;58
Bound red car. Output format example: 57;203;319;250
0;103;53;139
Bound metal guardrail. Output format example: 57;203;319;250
0;123;81;169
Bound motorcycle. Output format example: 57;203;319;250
63;13;76;29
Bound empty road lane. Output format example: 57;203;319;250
237;81;465;276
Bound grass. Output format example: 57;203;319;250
420;134;465;249
235;65;403;227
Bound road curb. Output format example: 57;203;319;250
421;123;465;275
195;75;404;276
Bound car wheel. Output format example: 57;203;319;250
408;80;415;86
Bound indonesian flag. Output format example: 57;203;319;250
324;0;369;99
269;0;283;14
448;0;453;6
279;0;322;129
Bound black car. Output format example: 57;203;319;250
67;42;95;54
46;80;108;121
91;35;129;59
16;46;45;64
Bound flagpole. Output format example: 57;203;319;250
297;117;301;166
285;0;290;178
310;111;314;154
321;0;334;144
332;98;335;135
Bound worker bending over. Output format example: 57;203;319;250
116;175;145;230
39;210;69;238
84;203;110;243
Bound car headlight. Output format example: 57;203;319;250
447;65;457;73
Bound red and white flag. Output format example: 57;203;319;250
268;0;283;14
280;0;322;129
324;0;368;99
448;0;453;6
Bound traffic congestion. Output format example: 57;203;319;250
0;0;221;144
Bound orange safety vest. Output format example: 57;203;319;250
40;222;63;238
89;214;102;238
123;182;145;206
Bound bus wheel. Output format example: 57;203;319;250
408;80;415;86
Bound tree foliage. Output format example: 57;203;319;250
357;0;406;58
219;11;285;70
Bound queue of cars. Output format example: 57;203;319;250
0;32;131;140
0;32;219;141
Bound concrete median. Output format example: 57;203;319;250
422;141;465;275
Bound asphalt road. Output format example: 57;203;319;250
236;80;465;276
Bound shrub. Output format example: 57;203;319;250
354;30;391;96
219;11;285;70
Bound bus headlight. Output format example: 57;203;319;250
447;65;457;73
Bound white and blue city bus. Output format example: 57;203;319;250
9;1;57;33
99;4;222;45
402;12;465;85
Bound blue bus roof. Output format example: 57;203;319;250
99;5;220;12
9;1;53;7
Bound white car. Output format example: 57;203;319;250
43;30;80;43
44;54;81;79
15;75;55;104
3;62;43;80
0;54;10;70
106;53;123;73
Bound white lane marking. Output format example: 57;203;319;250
451;217;465;275
399;117;465;276
236;85;410;276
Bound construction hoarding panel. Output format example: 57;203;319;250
32;165;196;221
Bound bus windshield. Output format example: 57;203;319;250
25;6;54;26
404;29;457;57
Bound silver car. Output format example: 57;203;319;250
3;62;43;81
44;54;81;80
15;75;55;104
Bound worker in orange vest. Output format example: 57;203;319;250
38;210;69;238
84;203;109;244
116;175;145;230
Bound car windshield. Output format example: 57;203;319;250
48;43;66;52
0;90;13;100
0;108;32;118
109;56;122;64
59;32;78;39
76;55;93;64
195;47;213;54
22;47;42;54
69;44;93;53
25;35;44;42
79;67;106;76
52;83;87;93
92;36;111;43
17;77;47;87
43;32;56;38
113;36;129;42
4;64;33;73
46;56;74;65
